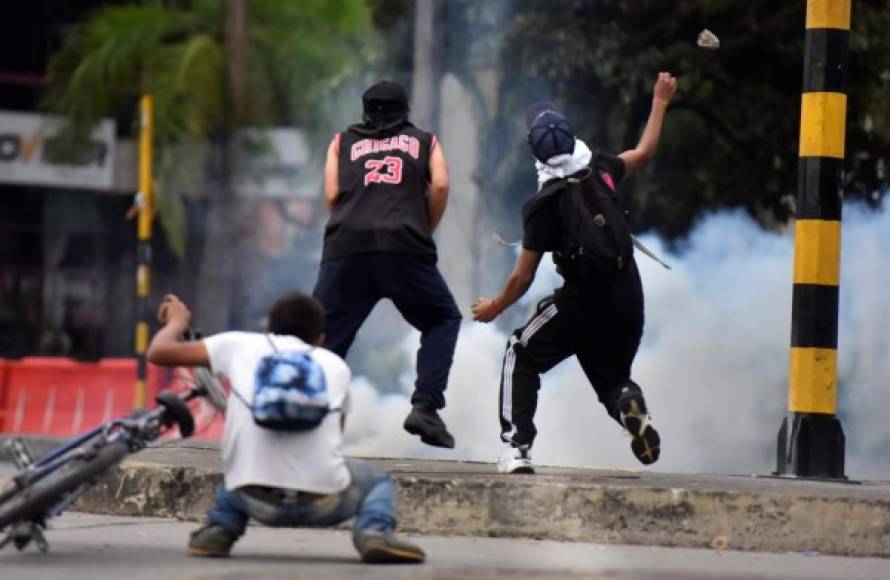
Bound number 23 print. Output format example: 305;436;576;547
364;156;403;186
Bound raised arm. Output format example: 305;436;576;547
323;135;340;212
619;72;677;178
427;140;449;233
472;249;543;322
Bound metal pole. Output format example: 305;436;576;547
776;0;851;479
134;94;154;410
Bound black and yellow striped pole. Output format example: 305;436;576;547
134;95;154;410
776;0;850;479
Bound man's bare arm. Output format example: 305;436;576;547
323;137;340;212
427;141;449;233
472;249;543;322
619;72;677;178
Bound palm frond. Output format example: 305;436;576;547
43;0;376;261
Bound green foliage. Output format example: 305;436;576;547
493;0;890;241
44;0;376;257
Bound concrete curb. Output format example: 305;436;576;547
4;437;890;557
76;456;890;558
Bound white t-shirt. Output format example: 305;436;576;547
203;331;352;494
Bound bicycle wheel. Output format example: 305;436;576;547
156;391;195;438
0;440;129;531
194;367;228;413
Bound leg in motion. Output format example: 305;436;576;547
498;297;573;474
312;256;380;358
577;318;659;466
381;255;461;448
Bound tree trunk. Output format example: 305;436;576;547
410;0;438;131
193;0;246;333
193;139;235;333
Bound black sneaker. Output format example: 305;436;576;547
187;523;236;557
403;404;455;448
616;385;660;465
354;529;426;564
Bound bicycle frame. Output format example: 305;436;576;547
12;411;164;491
1;388;198;553
34;424;111;468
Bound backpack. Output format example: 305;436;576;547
534;161;633;283
234;335;338;432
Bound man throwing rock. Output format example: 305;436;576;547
473;73;678;473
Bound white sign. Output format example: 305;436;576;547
0;110;115;190
235;128;313;198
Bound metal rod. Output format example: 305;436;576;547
134;95;154;410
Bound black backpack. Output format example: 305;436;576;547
533;162;633;282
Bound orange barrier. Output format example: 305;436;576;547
0;359;8;432
3;358;141;436
0;357;223;440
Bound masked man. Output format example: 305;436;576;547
473;73;678;473
313;81;461;449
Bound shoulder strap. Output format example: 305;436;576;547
597;169;616;192
524;178;568;221
266;333;315;355
539;177;568;197
231;334;281;408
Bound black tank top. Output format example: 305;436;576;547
322;123;437;261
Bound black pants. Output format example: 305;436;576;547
313;252;462;409
499;266;645;447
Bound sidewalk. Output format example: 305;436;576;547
17;440;877;558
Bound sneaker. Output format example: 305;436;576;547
617;385;660;465
187;523;236;557
354;529;426;564
497;445;535;474
403;404;455;449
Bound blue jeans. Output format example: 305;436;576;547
207;459;396;542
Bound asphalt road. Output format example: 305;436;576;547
1;513;888;580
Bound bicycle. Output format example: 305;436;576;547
0;331;227;553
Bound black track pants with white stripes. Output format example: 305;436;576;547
498;286;644;448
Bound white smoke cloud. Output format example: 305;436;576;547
836;203;890;479
343;204;890;479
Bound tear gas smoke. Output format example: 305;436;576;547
343;205;890;479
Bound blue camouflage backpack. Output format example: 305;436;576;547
235;335;337;431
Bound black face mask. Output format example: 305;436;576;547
356;81;410;135
352;97;411;136
350;112;410;138
363;106;408;128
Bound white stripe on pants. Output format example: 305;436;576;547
501;303;559;443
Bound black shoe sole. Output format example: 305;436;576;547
619;397;660;465
403;416;455;449
187;546;231;558
359;544;426;564
509;466;535;474
630;426;660;465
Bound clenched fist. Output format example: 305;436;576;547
157;294;191;328
653;72;678;105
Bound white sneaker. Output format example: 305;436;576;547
497;445;535;474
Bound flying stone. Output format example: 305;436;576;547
697;29;720;50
